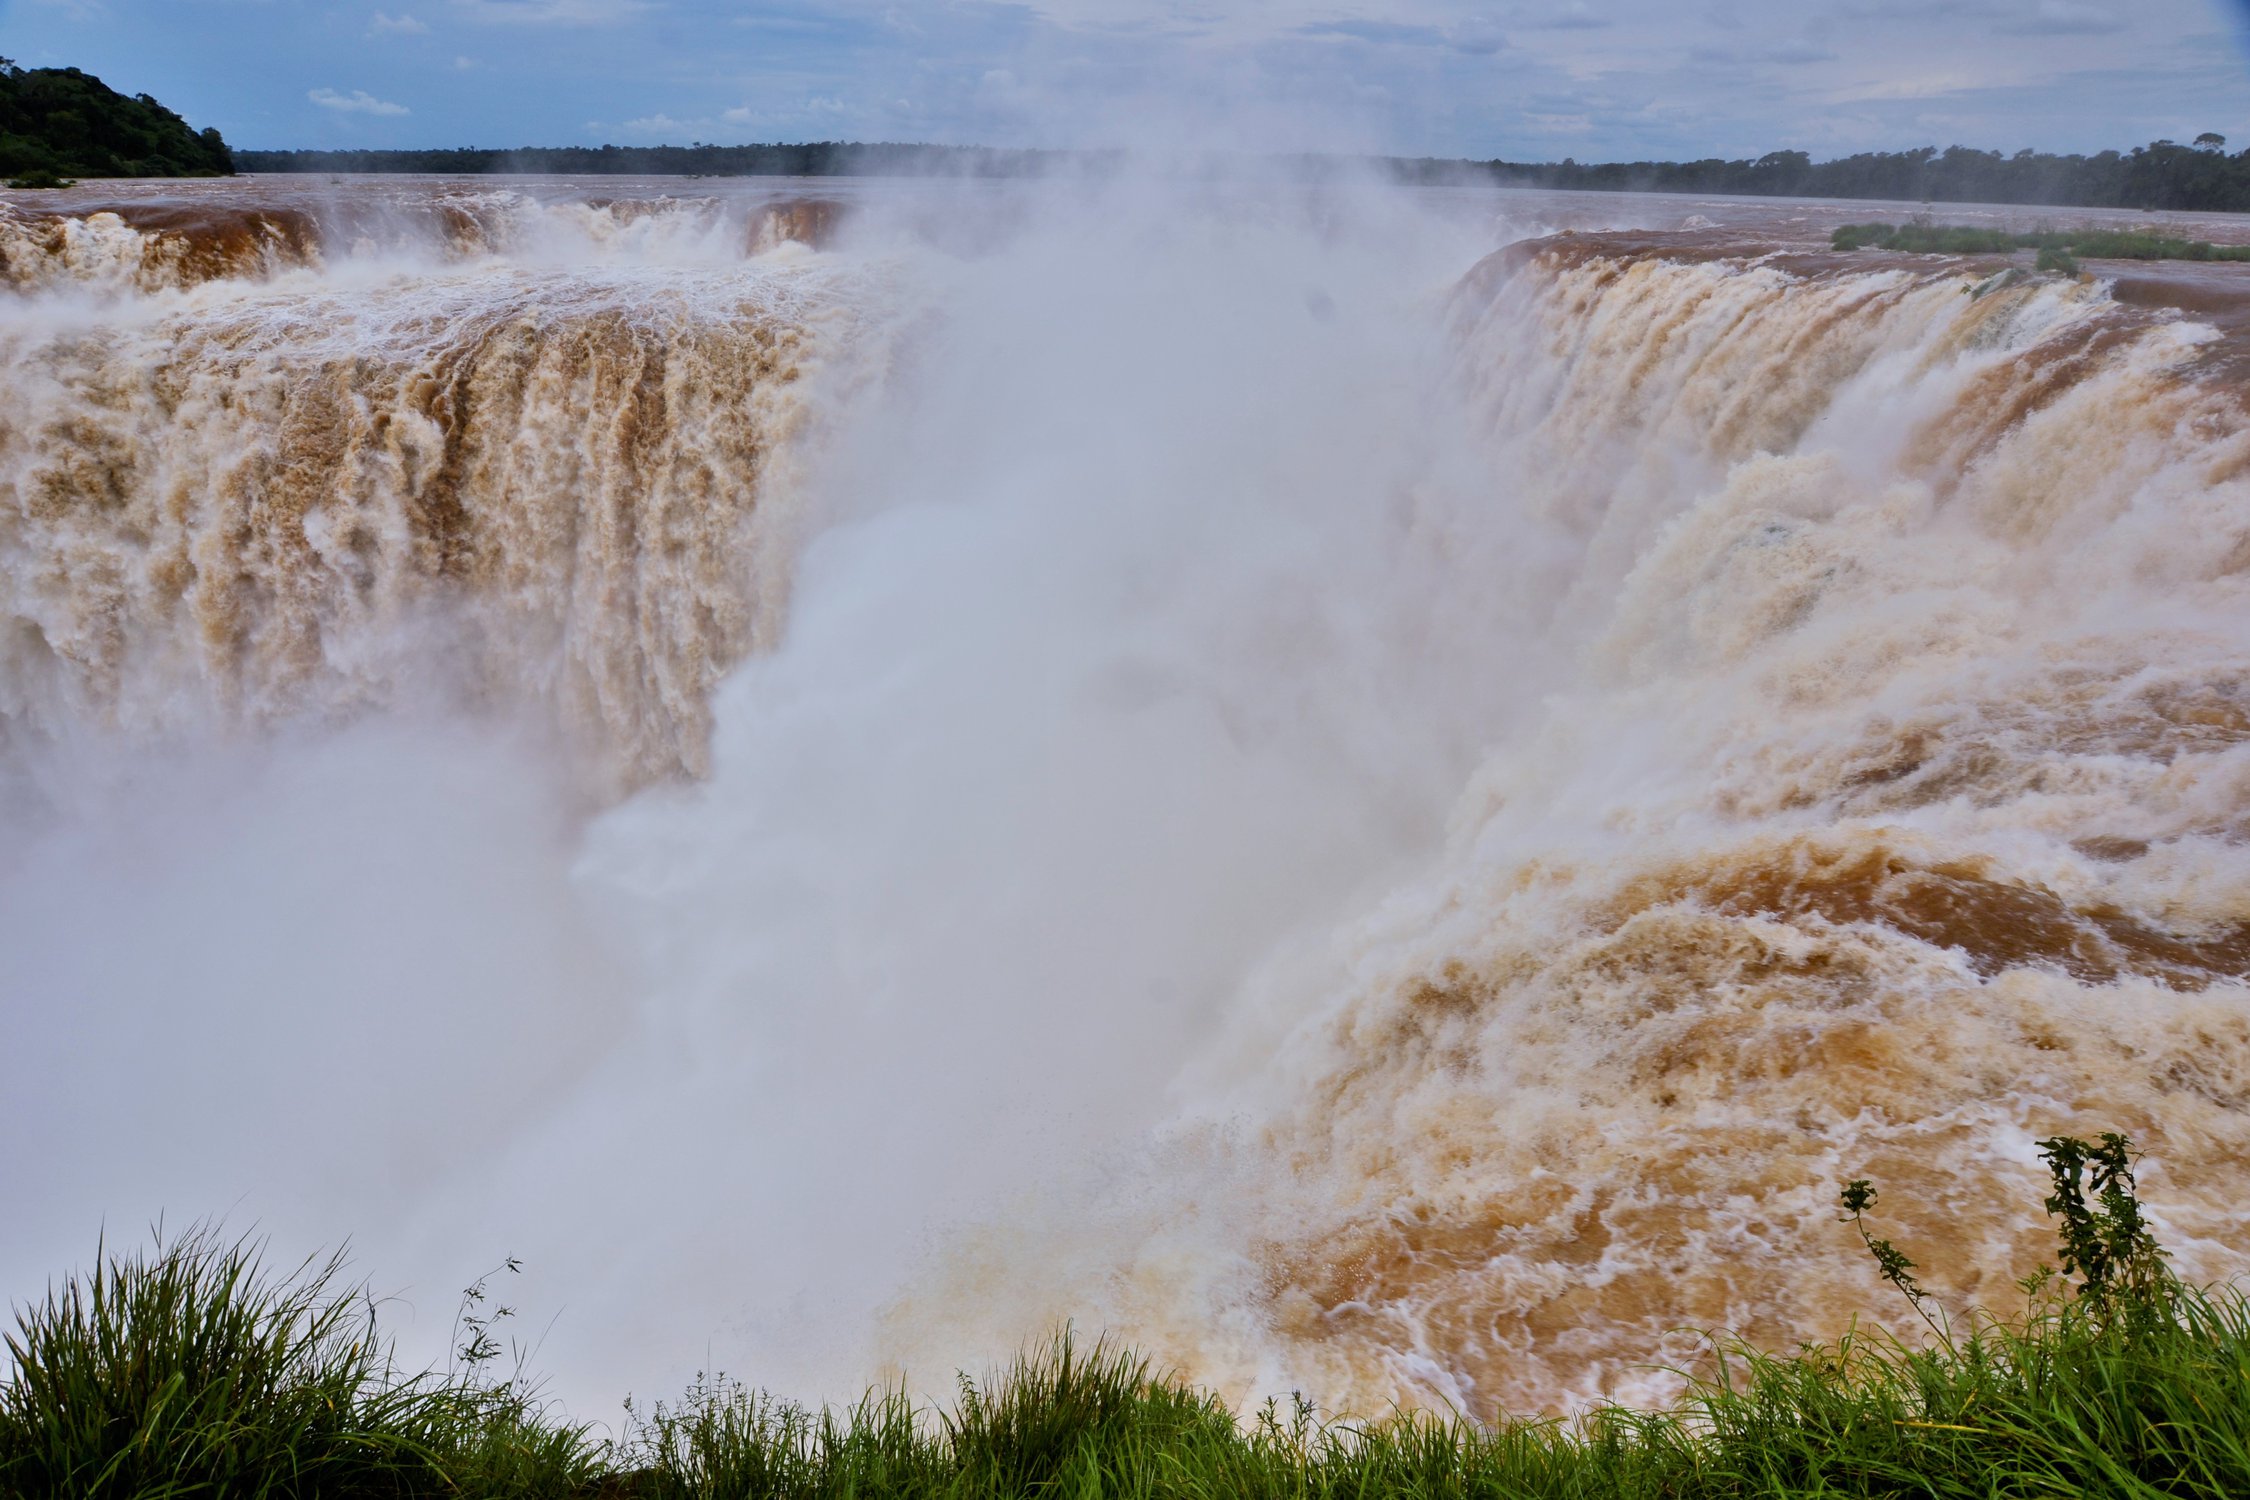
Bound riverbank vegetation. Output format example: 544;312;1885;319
0;58;233;185
4;1134;2246;1498
1834;221;2250;263
1454;137;2250;213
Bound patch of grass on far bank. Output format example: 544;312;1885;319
6;1133;2250;1498
1835;220;2250;264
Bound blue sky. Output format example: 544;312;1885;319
4;0;2249;160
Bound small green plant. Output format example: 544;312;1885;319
1838;1178;1945;1334
1843;1131;2177;1332
2034;1131;2173;1323
451;1254;524;1379
5;168;74;190
2035;244;2080;275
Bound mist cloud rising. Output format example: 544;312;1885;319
0;168;1568;1417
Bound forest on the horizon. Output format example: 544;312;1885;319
234;136;2250;212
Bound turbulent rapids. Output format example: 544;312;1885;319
5;175;2250;1425
0;183;876;796
1035;239;2250;1415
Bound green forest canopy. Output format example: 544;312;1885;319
0;59;233;181
1432;140;2250;213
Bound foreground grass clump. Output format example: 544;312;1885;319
1833;220;2250;263
0;1229;598;1497
6;1134;2250;1497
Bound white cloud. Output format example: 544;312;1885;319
308;86;411;115
2000;0;2125;34
1765;38;1837;63
454;54;479;69
1693;38;1836;65
1826;73;1991;104
369;10;430;34
718;97;846;128
1518;2;1610;31
1838;0;2006;15
449;0;648;22
1448;19;1508;55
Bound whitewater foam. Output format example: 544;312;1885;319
3;175;2249;1425
883;237;2250;1419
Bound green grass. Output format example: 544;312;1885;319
604;1298;2250;1500
1833;221;2250;264
6;1138;2249;1497
0;1229;599;1498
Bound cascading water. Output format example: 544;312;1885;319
889;240;2250;1419
2;173;2247;1425
0;195;890;798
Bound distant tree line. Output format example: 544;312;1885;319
0;60;233;182
233;142;1091;179
1397;139;2250;213
4;61;2243;217
237;137;2250;214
